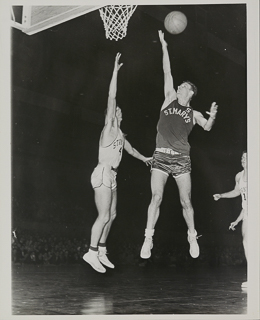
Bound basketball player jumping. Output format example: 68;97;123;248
213;151;248;288
83;53;152;273
140;30;218;260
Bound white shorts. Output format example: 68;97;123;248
91;164;117;190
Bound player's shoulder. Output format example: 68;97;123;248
235;170;243;180
161;96;177;110
193;109;203;117
102;121;119;137
192;110;204;125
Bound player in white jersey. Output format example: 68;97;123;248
83;53;152;273
213;151;248;288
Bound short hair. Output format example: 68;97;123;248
184;80;198;97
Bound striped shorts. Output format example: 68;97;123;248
151;151;191;178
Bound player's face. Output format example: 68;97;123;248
177;82;193;101
241;152;247;168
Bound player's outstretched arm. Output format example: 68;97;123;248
124;139;153;165
105;53;123;125
213;172;241;201
158;30;176;109
193;102;218;131
101;53;123;147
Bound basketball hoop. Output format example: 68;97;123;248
99;5;137;41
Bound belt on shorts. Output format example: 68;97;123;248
155;147;180;155
99;163;118;173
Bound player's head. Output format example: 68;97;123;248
177;81;197;102
116;106;122;122
241;150;247;168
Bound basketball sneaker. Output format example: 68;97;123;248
187;230;200;258
140;237;153;259
241;281;248;288
98;248;115;269
83;250;106;273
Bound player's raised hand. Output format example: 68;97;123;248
158;30;167;47
206;102;218;119
114;52;123;71
213;194;221;201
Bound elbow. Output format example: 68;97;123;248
204;126;211;132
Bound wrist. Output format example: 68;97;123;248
209;116;216;120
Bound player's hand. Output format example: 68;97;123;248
229;221;237;231
144;157;153;166
213;194;221;201
206;102;218;119
158;30;167;47
114;52;123;71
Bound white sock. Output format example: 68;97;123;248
145;228;154;238
98;246;107;253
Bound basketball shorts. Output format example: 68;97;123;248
151;150;191;178
91;164;117;190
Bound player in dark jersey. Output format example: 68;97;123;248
83;53;152;273
140;30;218;260
213;151;248;288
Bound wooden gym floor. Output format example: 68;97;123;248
12;262;247;315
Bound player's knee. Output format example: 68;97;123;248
98;213;110;225
151;192;163;205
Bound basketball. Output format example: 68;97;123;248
164;11;187;35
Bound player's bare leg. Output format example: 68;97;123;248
98;189;117;268
83;185;112;273
241;218;248;288
176;173;199;258
140;170;168;259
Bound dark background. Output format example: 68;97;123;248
11;4;247;250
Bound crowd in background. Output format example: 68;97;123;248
11;229;246;267
12;230;88;266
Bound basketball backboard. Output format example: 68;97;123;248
11;5;103;35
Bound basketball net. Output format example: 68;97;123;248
99;5;137;41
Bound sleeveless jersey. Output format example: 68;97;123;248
98;129;125;169
156;99;194;155
239;170;247;211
